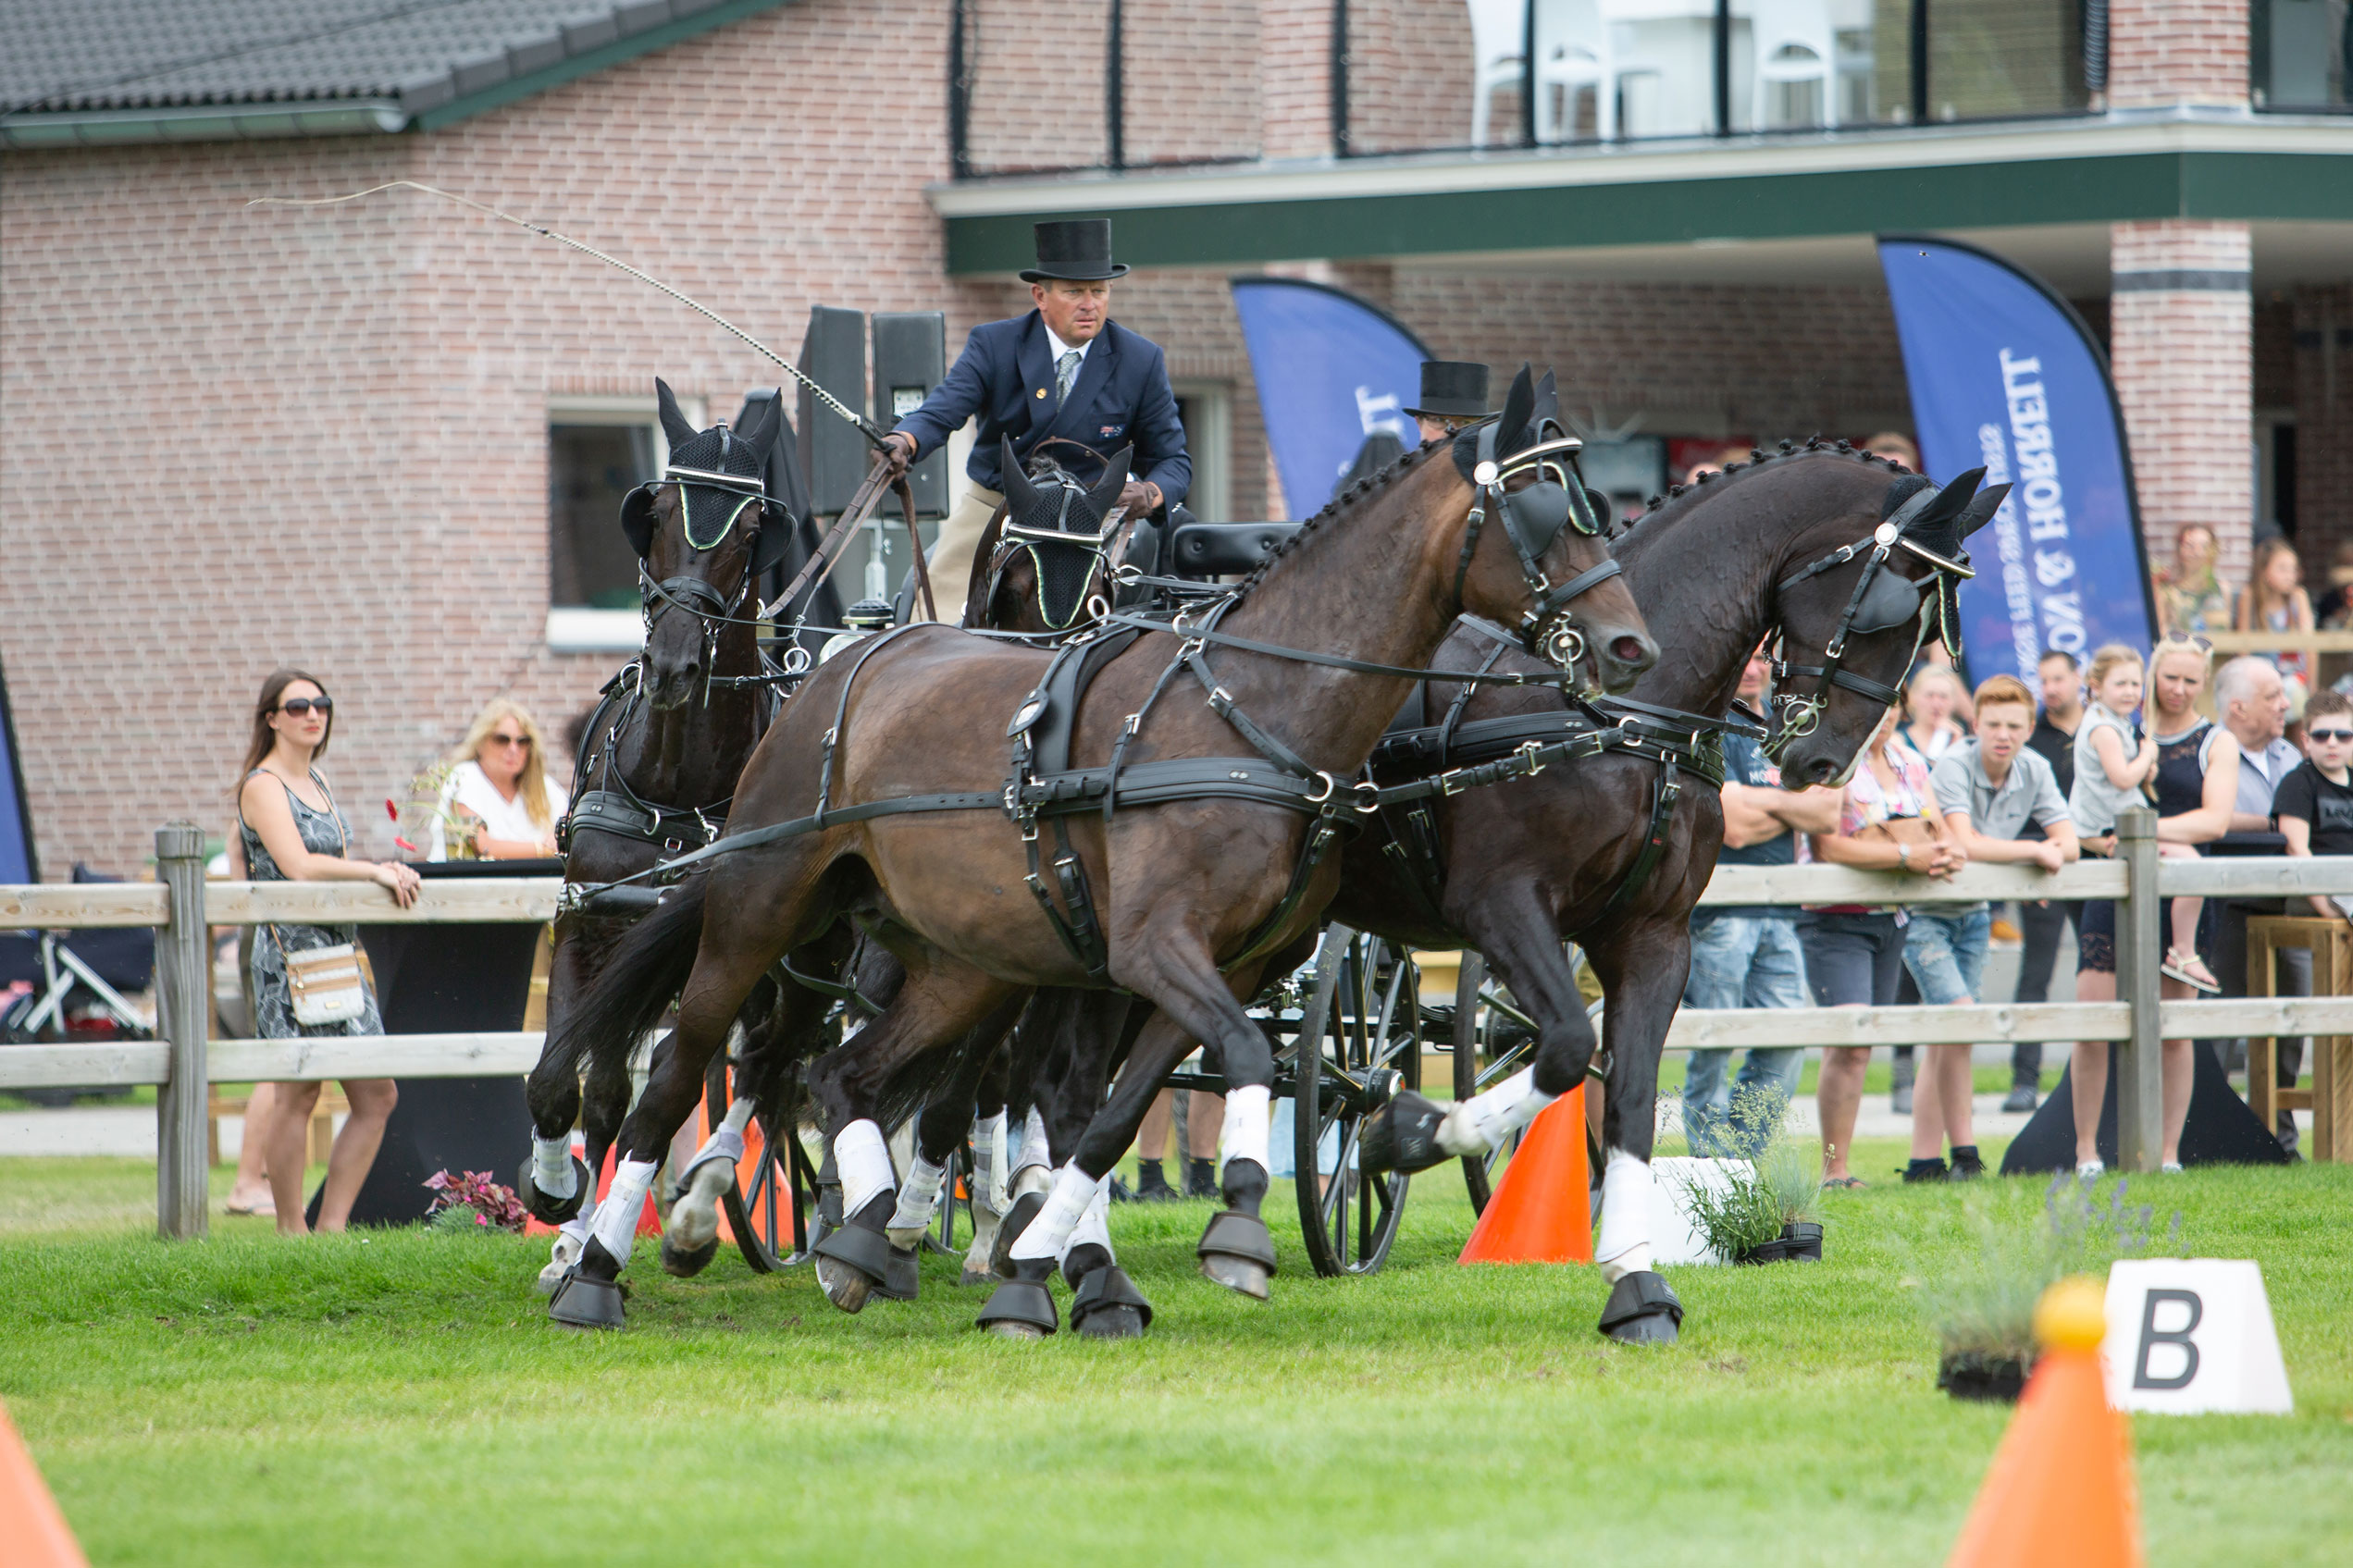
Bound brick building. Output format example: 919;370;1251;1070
3;0;2348;875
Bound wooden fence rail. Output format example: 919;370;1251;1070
1;811;2346;1235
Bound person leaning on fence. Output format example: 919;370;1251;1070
2275;689;2353;929
2007;648;2087;1112
2067;637;2240;1178
235;669;420;1235
1802;709;1965;1188
1915;676;2081;1181
1678;646;1841;1157
431;698;566;860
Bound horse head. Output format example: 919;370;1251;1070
620;377;793;710
1765;463;2008;786
1450;365;1657;694
974;436;1132;633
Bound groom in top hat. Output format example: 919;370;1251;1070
1406;361;1497;444
884;218;1190;617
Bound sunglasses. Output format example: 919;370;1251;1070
489;733;532;749
274;698;332;719
2159;631;2214;652
2310;729;2353;744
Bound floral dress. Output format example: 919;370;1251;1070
239;769;383;1039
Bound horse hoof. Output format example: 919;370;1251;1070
871;1243;920;1303
1597;1270;1684;1347
520;1154;592;1227
975;1277;1058;1337
660;1234;719;1278
1070;1266;1154;1338
1195;1209;1278;1301
960;1266;995;1289
1198;1253;1270;1301
546;1267;625;1331
815;1253;872;1315
985;1319;1046;1340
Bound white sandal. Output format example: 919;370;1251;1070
2161;948;2222;994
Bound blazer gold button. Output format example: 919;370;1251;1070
1036;388;1047;398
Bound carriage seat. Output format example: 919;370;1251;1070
1169;520;1303;577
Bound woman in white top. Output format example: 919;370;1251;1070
1899;665;1966;763
432;698;568;859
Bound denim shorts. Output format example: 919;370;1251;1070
1902;907;1991;1006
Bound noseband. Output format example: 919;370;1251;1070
1763;481;1975;759
1453;428;1617;672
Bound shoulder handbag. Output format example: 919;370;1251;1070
273;772;369;1027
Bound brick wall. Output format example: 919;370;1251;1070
2109;221;2254;590
2108;0;2248;106
1124;0;1262;166
963;0;1112;172
1259;0;1335;158
1342;0;1476;154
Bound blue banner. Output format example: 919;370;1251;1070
1230;277;1431;516
0;652;33;883
1877;236;2156;689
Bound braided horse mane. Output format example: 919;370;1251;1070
1626;436;1913;534
1224;438;1440;602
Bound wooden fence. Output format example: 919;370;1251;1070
1;809;2344;1236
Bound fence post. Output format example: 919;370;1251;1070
155;822;210;1240
2113;807;2163;1173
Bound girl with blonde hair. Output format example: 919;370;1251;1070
433;698;568;859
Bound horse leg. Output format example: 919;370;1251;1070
663;973;819;1278
882;994;1030;1290
1358;880;1594;1173
1041;993;1158;1339
522;922;599;1228
1583;924;1690;1346
806;954;1018;1315
957;1041;1014;1284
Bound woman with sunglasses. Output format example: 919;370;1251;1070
430;699;566;860
235;669;421;1234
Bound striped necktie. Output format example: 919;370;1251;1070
1055;349;1082;406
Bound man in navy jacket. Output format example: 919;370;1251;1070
883;219;1190;617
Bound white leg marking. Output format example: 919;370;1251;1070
1436;1067;1555;1156
1007;1162;1101;1262
532;1134;577;1197
1059;1178;1113;1270
1219;1084;1271;1175
536;1216;589;1293
885;1151;950;1247
1596;1147;1655;1283
589;1157;659;1263
835;1118;897;1216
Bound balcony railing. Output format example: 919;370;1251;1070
947;0;2101;180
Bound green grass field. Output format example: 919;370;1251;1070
2;1145;2347;1567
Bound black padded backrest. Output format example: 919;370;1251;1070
1170;521;1303;577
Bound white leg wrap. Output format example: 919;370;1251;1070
885;1151;950;1245
1219;1084;1271;1174
1595;1147;1655;1282
834;1119;896;1216
1011;1105;1052;1173
1007;1162;1100;1262
684;1105;749;1177
589;1157;658;1263
1436;1067;1555;1156
532;1134;576;1197
972;1111;1009;1216
1059;1179;1113;1269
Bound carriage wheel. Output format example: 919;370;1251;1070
700;1054;815;1272
1293;926;1421;1278
1452;950;1604;1216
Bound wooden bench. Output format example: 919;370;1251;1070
2245;915;2353;1163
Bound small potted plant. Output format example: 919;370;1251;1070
1674;1158;1788;1264
1762;1142;1825;1261
1672;1085;1823;1265
424;1169;530;1233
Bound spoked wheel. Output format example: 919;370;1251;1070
1452;950;1605;1216
1294;925;1422;1278
700;1054;816;1272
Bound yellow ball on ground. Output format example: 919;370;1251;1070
2035;1276;2108;1351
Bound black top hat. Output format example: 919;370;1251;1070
1022;219;1130;283
1404;361;1494;421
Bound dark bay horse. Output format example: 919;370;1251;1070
520;381;816;1284
540;368;1658;1326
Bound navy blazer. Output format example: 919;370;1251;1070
893;313;1191;506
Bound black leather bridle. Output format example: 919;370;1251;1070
1453;426;1620;673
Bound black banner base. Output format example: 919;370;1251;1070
2000;1042;2292;1175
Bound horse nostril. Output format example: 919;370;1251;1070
1610;636;1650;667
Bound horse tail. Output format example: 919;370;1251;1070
535;877;709;1096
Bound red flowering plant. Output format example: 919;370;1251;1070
423;1168;530;1233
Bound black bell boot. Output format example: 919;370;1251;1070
519;1154;593;1227
1356;1089;1449;1175
1195;1157;1278;1300
975;1255;1059;1339
1597;1270;1682;1345
1066;1251;1154;1340
1947;1145;1986;1180
547;1235;629;1331
1183;1155;1219;1199
1901;1157;1950;1184
811;1192;897;1314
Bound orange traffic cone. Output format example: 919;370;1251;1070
1948;1278;2143;1568
1457;1084;1592;1265
0;1399;88;1568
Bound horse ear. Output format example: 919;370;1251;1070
655;378;699;450
1912;466;1987;530
1000;437;1037;514
1085;446;1133;520
737;390;781;458
1493;364;1536;457
620;484;659;559
1955;481;2012;539
1530;368;1560;430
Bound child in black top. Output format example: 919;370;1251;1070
2274;688;2353;920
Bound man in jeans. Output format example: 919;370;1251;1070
2008;648;2085;1110
1681;648;1841;1155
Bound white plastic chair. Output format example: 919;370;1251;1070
1467;0;1529;146
1532;0;1661;142
1750;0;1839;128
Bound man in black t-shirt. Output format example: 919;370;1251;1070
2275;688;2353;910
2006;649;2086;1111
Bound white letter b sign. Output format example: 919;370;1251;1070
2103;1260;2294;1414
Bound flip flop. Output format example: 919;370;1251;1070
225;1197;276;1217
1822;1175;1866;1190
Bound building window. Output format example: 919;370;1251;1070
545;394;699;651
1174;384;1232;522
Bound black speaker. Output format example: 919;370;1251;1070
872;311;949;517
797;305;868;515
